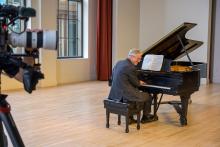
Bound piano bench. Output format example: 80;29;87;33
103;99;142;133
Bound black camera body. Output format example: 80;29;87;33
0;4;57;93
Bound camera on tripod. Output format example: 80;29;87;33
0;4;57;93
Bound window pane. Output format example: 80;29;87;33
0;0;6;4
59;19;68;38
59;0;68;10
2;0;25;53
59;38;68;57
57;0;82;58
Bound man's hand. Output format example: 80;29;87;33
140;80;146;85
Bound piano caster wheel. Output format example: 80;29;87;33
180;117;187;126
106;124;109;128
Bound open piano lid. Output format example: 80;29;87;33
142;22;203;60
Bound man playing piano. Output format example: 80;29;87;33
108;48;155;124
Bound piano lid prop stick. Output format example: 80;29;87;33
177;35;194;66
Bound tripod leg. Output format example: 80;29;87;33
0;112;25;147
0;121;4;147
0;121;8;147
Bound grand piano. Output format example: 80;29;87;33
138;22;206;126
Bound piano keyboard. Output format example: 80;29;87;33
142;84;171;90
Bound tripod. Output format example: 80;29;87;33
0;74;25;147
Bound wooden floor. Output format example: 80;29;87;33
2;81;220;147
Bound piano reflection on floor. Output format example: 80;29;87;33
138;22;206;126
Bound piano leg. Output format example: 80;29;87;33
152;94;160;121
153;94;157;117
179;94;190;126
151;92;191;126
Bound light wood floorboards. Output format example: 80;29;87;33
2;81;220;147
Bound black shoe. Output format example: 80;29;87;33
141;114;156;124
129;117;137;124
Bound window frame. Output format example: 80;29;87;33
1;0;26;6
0;0;26;53
57;0;83;59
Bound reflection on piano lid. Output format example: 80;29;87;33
140;22;203;60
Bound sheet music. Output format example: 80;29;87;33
141;54;164;71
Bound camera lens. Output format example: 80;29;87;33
8;30;57;50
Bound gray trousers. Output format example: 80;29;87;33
122;94;152;116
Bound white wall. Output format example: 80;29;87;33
112;0;211;84
164;0;210;62
213;0;220;83
114;0;210;64
112;0;140;65
140;0;210;63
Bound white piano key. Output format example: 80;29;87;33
142;84;171;90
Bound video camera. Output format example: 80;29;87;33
0;4;57;93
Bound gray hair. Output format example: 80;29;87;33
128;48;142;57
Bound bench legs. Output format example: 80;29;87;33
119;113;141;133
125;114;129;133
118;115;121;125
137;111;141;130
106;110;110;128
105;109;141;133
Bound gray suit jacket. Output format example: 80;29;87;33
108;59;149;102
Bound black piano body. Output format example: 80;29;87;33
138;22;206;126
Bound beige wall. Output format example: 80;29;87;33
2;0;97;91
36;0;97;86
57;59;92;84
112;0;140;65
139;0;166;49
38;0;57;87
1;77;23;91
57;0;97;85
